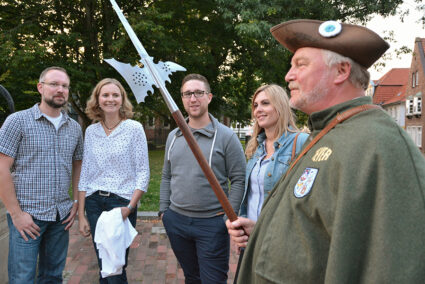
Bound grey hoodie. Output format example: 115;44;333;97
159;114;246;218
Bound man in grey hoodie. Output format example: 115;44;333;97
159;73;246;284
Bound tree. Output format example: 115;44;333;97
0;84;14;125
214;0;418;125
0;0;239;129
0;0;419;128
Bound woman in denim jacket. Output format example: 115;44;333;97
239;84;308;220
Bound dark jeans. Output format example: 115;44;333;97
7;213;69;284
85;191;137;284
162;209;229;284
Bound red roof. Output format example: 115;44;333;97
372;68;409;105
382;84;407;106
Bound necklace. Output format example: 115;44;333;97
102;119;122;134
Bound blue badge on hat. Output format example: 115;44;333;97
318;20;342;38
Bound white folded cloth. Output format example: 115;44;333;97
94;207;138;278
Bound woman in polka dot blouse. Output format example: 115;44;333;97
77;78;150;283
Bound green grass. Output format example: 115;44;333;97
139;149;165;211
70;150;164;211
137;139;247;211
72;141;245;212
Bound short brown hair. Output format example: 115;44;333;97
39;66;69;83
181;74;211;93
85;78;134;122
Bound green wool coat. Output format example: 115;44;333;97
238;96;425;284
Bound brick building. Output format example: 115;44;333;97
371;68;409;128
405;38;425;154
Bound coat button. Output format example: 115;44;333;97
271;157;274;161
267;173;271;177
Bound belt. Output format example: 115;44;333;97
98;190;111;197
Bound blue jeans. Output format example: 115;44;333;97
162;209;229;284
7;213;69;284
85;191;137;284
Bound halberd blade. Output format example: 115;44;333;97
105;58;155;103
156;61;187;83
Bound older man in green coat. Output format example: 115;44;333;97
227;19;425;283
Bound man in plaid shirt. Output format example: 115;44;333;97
0;66;83;283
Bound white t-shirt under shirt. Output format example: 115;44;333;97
78;119;150;200
44;112;63;131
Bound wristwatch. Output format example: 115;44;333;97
127;204;136;212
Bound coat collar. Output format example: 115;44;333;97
308;96;371;131
31;103;70;123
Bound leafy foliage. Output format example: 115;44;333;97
0;0;416;128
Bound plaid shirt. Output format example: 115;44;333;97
0;104;83;221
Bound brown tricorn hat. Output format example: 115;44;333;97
270;19;389;69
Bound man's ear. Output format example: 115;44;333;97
334;62;351;85
37;82;43;94
207;92;213;103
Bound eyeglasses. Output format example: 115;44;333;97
41;82;70;90
181;90;207;98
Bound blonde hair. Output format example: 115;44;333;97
85;78;134;122
245;84;299;159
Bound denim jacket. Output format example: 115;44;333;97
239;131;309;217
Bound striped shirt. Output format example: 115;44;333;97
0;104;84;221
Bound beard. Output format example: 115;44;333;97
185;104;208;119
289;72;330;111
44;96;67;109
291;85;329;111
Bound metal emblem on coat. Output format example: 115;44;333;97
294;168;318;198
312;147;332;162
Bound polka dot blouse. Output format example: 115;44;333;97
78;119;150;200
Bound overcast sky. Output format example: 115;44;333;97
366;0;425;80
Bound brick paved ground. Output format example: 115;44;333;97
63;217;239;284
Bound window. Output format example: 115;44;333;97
146;116;155;129
407;126;422;147
148;117;154;127
163;117;170;129
388;107;395;120
412;71;419;88
387;106;399;123
417;97;422;114
413;96;422;115
416;71;419;86
413;73;416;88
414;97;418;114
406;99;414;115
